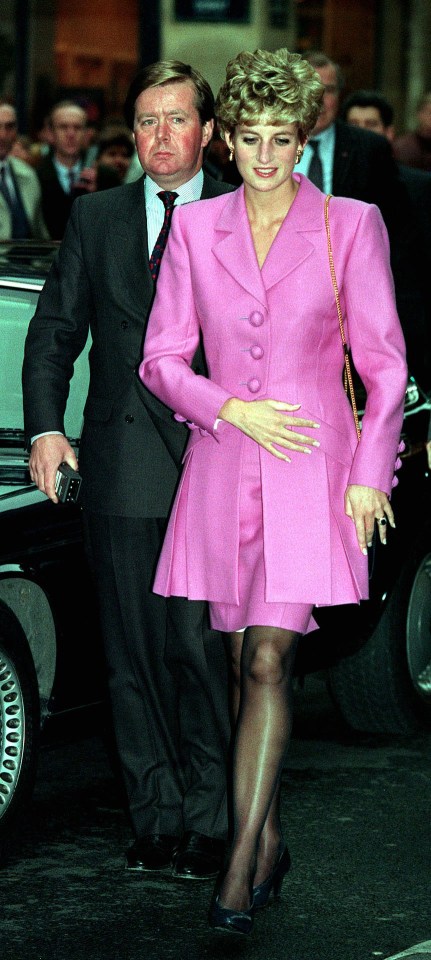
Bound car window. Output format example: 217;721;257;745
0;243;91;444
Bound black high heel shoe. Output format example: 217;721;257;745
209;895;254;935
252;843;291;909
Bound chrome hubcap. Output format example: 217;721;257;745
0;650;25;819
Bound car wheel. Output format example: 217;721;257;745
328;543;431;735
0;602;40;860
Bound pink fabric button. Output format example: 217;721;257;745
250;344;264;359
247;378;261;393
249;310;264;327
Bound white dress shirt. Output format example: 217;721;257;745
144;169;204;255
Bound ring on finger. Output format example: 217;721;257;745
377;517;387;526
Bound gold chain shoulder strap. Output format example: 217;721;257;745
324;193;361;442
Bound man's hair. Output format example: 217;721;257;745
96;127;135;159
0;101;17;122
301;50;344;92
123;60;215;130
49;100;87;127
340;89;394;127
215;48;324;139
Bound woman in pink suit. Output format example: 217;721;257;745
140;48;408;934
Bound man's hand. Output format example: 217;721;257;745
29;435;78;503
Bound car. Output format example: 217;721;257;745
0;241;106;860
296;371;431;736
0;240;430;859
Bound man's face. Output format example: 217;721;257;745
133;81;213;189
0;105;17;161
346;105;391;139
50;106;87;165
311;64;340;135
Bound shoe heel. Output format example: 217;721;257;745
252;844;291;909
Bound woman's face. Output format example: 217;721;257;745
226;120;302;194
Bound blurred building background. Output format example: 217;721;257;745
2;0;431;134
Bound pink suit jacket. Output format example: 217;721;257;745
140;175;408;608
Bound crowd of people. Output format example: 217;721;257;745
2;56;430;385
9;44;428;937
0;97;138;240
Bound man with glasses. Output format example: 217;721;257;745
296;51;403;232
296;51;419;387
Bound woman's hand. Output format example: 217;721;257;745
219;398;320;461
345;484;395;555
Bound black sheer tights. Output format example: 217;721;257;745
220;625;299;911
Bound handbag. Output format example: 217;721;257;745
324;194;361;442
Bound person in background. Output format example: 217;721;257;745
22;60;235;885
95;125;135;184
140;46;407;936
296;51;404;227
295;52;424;393
36;100;91;239
0;101;49;240
393;91;431;172
340;88;431;391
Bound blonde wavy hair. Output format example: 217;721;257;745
215;48;324;140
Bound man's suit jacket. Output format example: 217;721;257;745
0;156;49;240
22;173;235;517
36;153;80;240
331;120;409;239
141;178;407;606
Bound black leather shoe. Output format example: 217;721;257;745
125;835;179;871
172;831;225;880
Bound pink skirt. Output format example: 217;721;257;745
209;438;318;635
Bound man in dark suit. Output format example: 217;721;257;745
0;101;49;240
297;52;428;389
22;61;235;880
36;100;94;239
340;88;431;392
296;52;402;225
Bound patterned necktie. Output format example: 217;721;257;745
307;139;324;190
149;191;178;281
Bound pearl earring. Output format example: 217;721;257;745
229;147;234;162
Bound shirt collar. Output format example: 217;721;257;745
53;157;82;178
308;123;335;149
145;169;203;207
